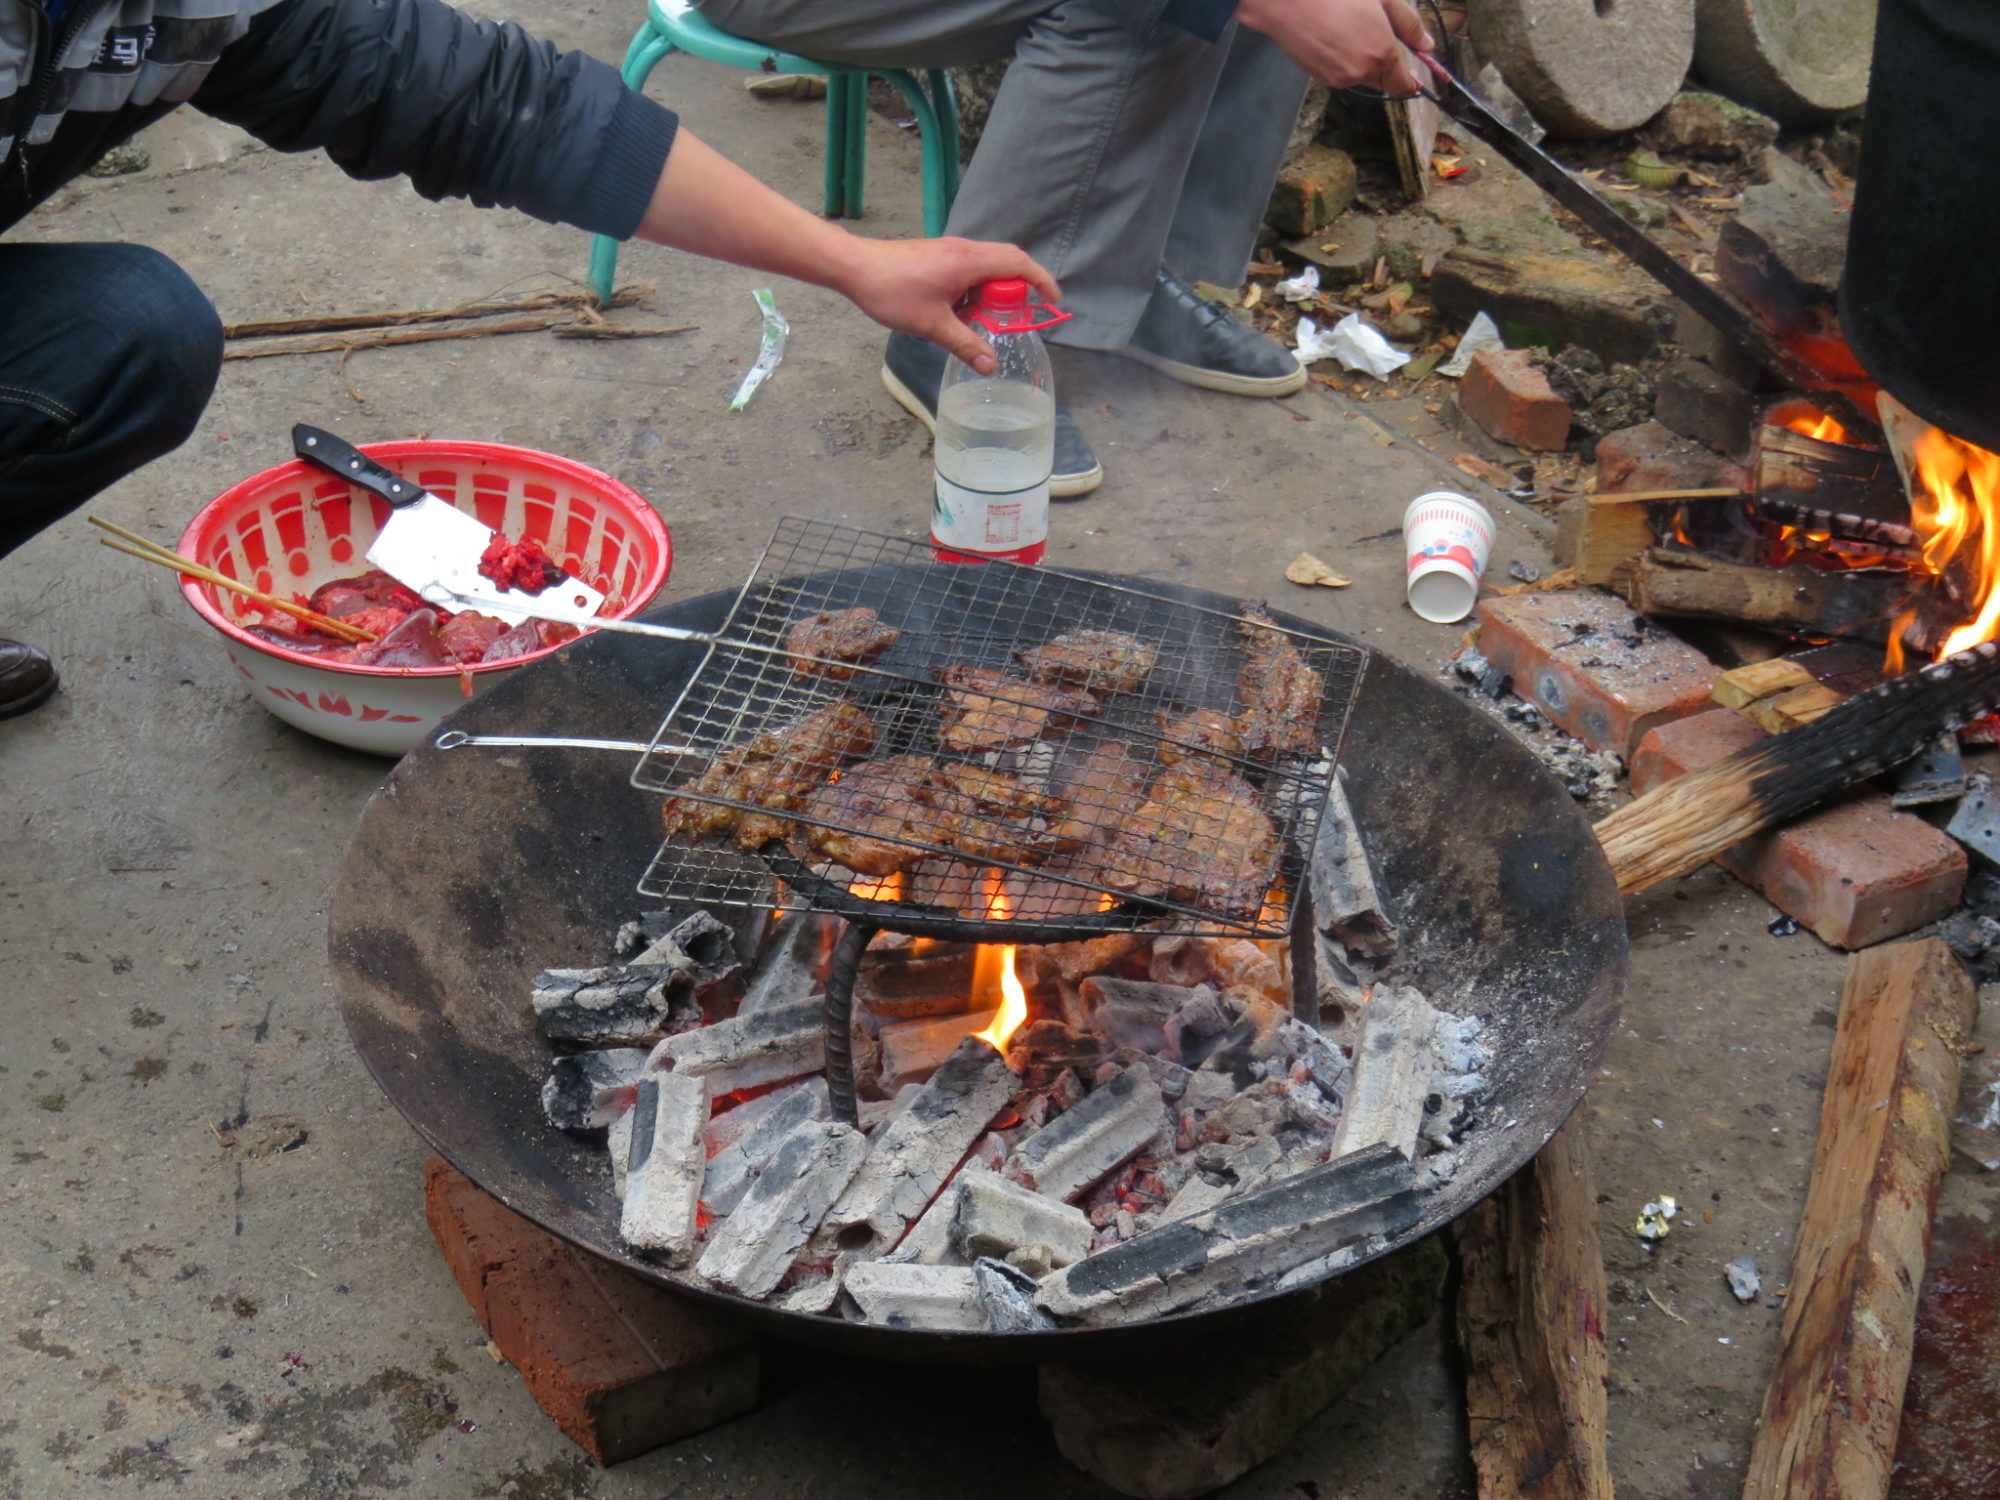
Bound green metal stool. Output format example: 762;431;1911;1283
589;0;961;306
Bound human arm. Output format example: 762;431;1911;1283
1230;0;1434;96
631;131;1055;375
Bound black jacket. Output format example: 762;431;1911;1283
0;0;678;239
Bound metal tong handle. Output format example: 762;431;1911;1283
413;584;710;643
435;731;700;754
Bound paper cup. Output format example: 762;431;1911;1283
1403;491;1495;624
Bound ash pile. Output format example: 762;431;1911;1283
529;779;1489;1332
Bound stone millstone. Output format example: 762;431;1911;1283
1694;0;1873;125
1468;0;1695;138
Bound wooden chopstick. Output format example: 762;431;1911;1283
87;517;377;644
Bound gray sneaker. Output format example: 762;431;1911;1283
1120;268;1307;397
880;333;1105;499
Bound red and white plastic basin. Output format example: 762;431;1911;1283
178;439;671;755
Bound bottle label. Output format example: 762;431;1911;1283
932;474;1048;563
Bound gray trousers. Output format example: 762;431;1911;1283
697;0;1310;349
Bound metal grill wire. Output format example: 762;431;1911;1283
633;518;1366;937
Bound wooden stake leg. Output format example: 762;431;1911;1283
1742;938;1978;1500
1455;1111;1613;1500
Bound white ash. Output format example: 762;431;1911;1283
1005;1062;1167;1202
951;1170;1094;1267
1442;652;1624;803
703;1081;830;1215
844;1261;985;1331
645;997;826;1095
532;966;696;1046
629;909;742;990
705;1076;829;1158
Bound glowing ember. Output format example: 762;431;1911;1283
1781;408;1853;445
1905;424;2000;657
847;871;903;903
971;878;1029;1053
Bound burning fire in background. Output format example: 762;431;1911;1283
1904;426;2000;657
971;878;1028;1054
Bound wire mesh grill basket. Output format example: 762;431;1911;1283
632;518;1367;938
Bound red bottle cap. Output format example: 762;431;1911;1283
964;277;1071;335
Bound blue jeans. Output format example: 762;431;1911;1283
0;242;224;560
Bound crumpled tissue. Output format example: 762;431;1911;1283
1274;265;1320;303
1294;312;1409;380
1438;311;1504;378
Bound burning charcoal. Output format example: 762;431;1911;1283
877;1009;1000;1092
695;1120;868;1298
702;1082;830;1216
613;908;686;958
1031;932;1147;987
774;1259;849;1315
974;1257;1059;1332
844;1262;985;1330
1311;775;1397;961
531;966;690;1046
1004;1019;1106;1079
1274;1017;1349;1103
540;1047;648;1131
1005;1063;1167;1203
1079;977;1192;1055
1006;1243;1058;1279
705;1077;828;1158
1331;985;1441;1162
1149;933;1213;988
1123;1050;1193;1104
1201;938;1291;1015
739;910;826;1017
951;1172;1094;1268
1192;1013;1262;1080
857;1082;922;1137
881;1170;981;1266
619;1073;710;1265
857;946;979;1021
819;1037;1017;1256
1036;1143;1421;1324
645;998;826;1097
630;909;742;995
1160;1137;1285;1224
1163;987;1238;1068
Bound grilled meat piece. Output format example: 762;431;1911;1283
1235;602;1324;757
1048;742;1148;852
660;699;877;849
933;762;1065;818
1017;629;1159;695
1155;707;1246;766
935;666;1099;752
801;755;944;876
1100;762;1279;921
783;606;900;680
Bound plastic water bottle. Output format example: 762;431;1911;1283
931;278;1070;565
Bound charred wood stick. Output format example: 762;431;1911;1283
1743;938;1976;1500
1595;641;2000;895
1454;1112;1612;1500
223;315;694;361
221;285;651;338
1618;547;1916;642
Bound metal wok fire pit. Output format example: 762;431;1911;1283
329;571;1626;1359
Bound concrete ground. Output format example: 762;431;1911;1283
2;7;1994;1496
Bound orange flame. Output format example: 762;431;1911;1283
1782;408;1852;445
847;871;904;903
970;877;1029;1053
1906;424;2000;658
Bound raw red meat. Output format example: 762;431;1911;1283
477;535;566;595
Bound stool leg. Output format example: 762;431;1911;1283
929;68;962;216
840;73;868;220
881;71;948;237
823;71;852;218
592;27;678;307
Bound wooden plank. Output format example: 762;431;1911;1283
1455;1112;1612;1500
1560;490;1736;588
1712;644;1887;732
1621;547;1915;642
1742;938;1978;1500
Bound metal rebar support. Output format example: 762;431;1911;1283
823;919;876;1127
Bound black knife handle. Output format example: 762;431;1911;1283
291;424;423;508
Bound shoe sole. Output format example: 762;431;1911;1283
0;670;58;720
1118;346;1308;398
881;366;1103;499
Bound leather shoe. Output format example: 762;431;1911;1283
1120;267;1308;397
0;638;58;719
880;333;1104;499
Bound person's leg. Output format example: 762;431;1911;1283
0;242;224;559
1162;25;1312;290
0;242;223;716
697;0;1036;70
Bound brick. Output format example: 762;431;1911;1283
1265;144;1356;237
1476;591;1718;757
1457;350;1572;452
424;1155;759;1465
1653;357;1756;461
1593;419;1746;494
1673;304;1765;393
1629;711;1966;949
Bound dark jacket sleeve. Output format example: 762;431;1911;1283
191;0;677;241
